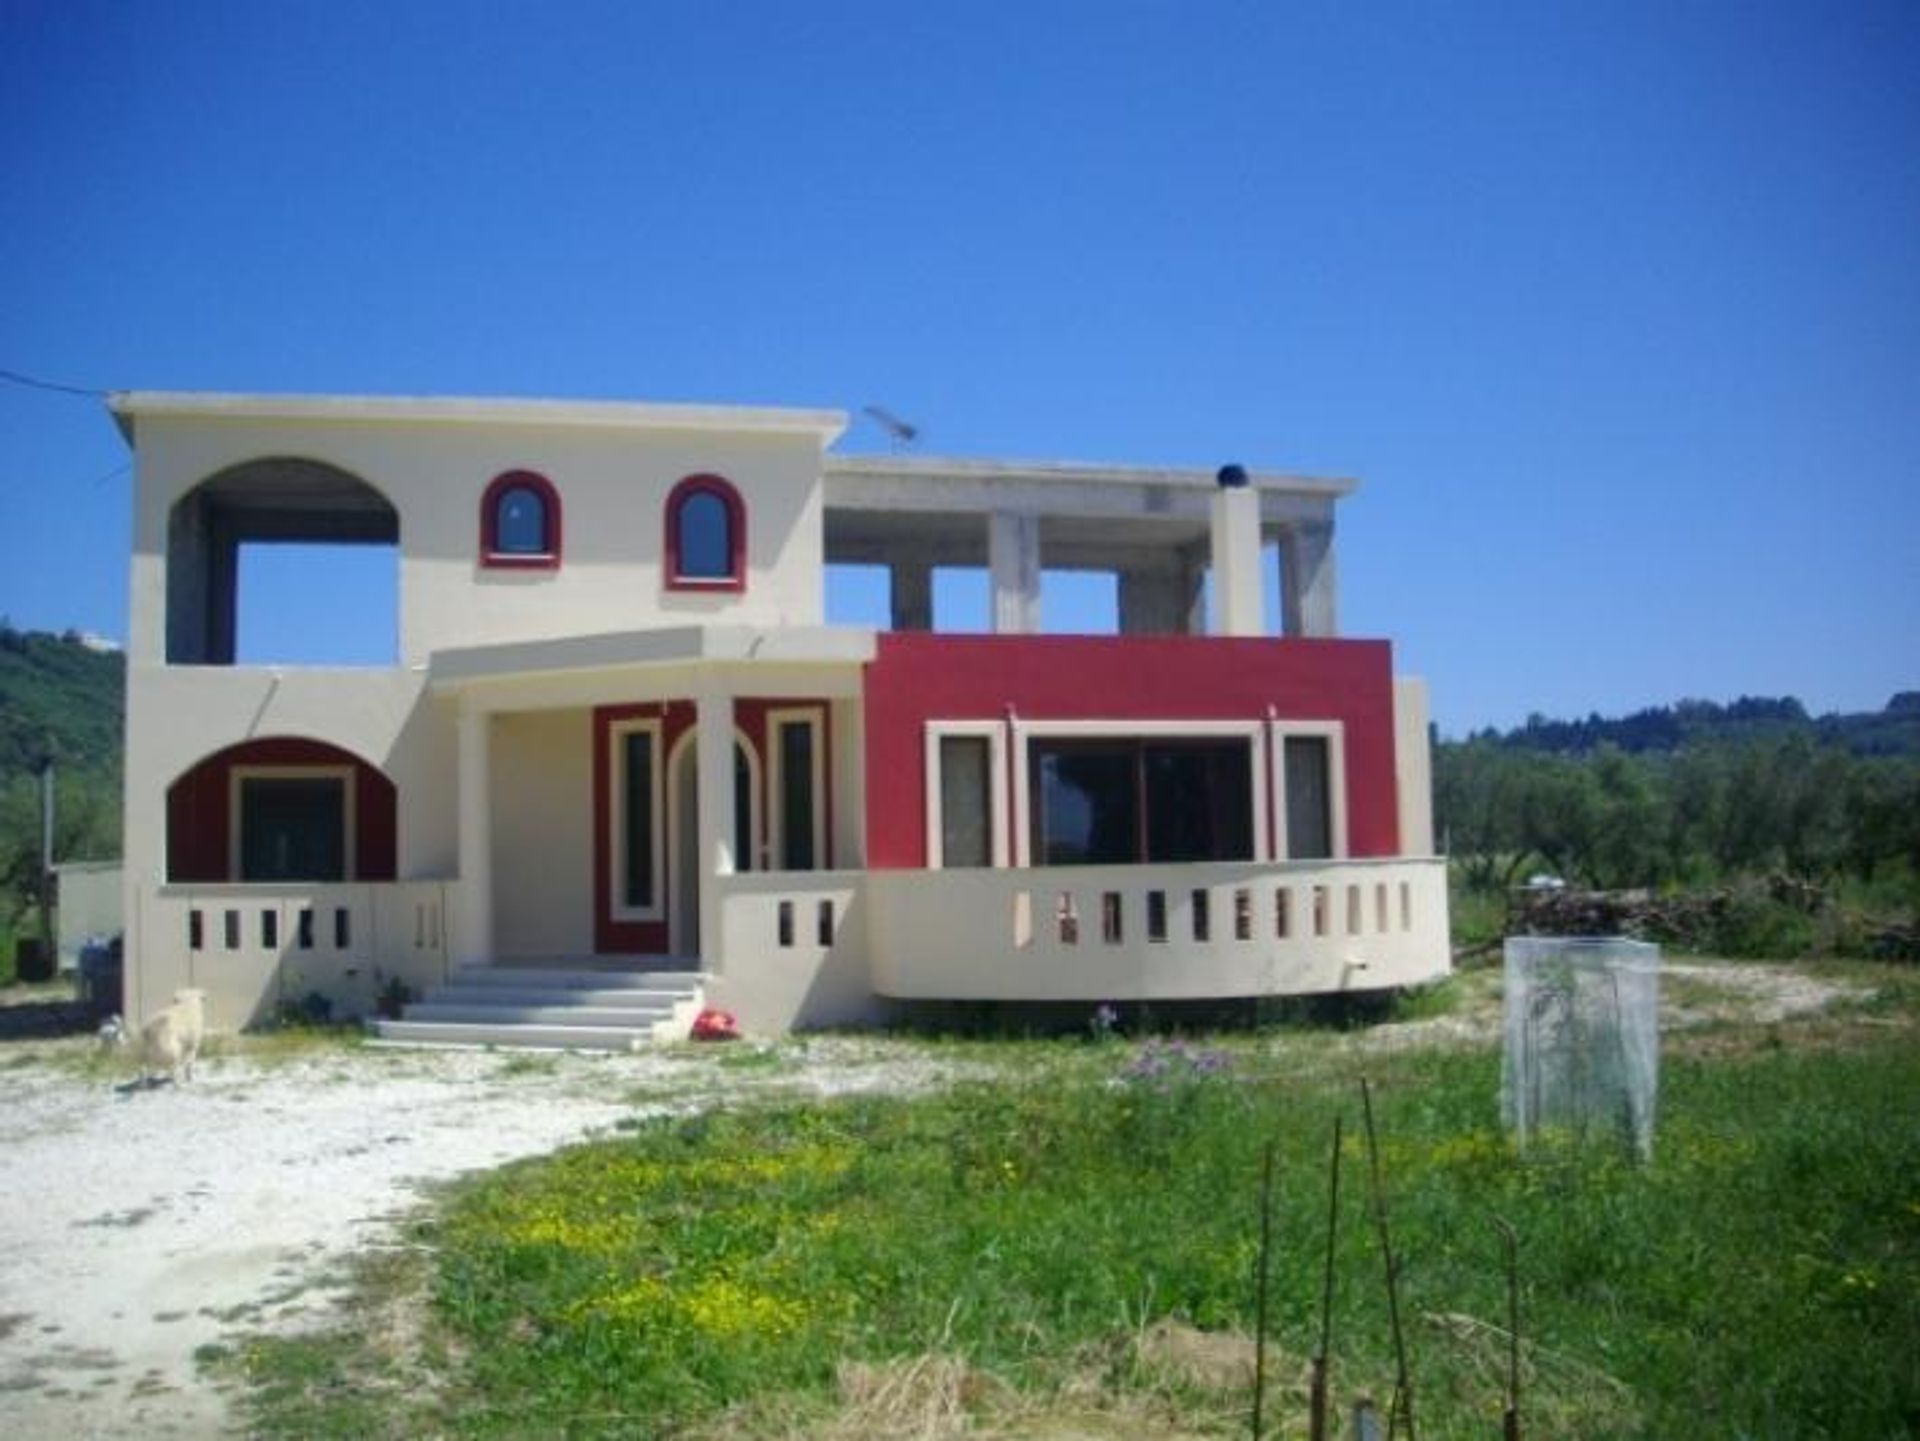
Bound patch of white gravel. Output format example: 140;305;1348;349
1359;958;1869;1053
0;1036;967;1439
1658;961;1863;1026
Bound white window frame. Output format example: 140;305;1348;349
1269;719;1348;861
609;717;665;922
1011;720;1268;869
767;706;827;873
228;764;357;882
924;721;1010;869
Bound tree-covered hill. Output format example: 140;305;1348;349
0;623;124;775
1466;692;1920;759
1437;692;1920;952
0;626;123;949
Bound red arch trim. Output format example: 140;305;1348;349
664;473;746;593
480;469;562;569
165;737;398;883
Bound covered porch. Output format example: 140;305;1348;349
433;624;875;1030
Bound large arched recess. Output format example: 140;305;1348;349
166;737;397;883
167;457;399;664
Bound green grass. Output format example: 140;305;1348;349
223;988;1920;1439
1448;878;1509;955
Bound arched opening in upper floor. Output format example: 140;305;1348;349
166;458;399;665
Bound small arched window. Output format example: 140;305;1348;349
480;470;561;569
664;474;746;592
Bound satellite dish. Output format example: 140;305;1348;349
862;404;921;450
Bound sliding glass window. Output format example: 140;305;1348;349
1030;738;1252;866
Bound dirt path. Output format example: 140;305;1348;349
0;1036;960;1438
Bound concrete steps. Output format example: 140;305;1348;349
370;963;705;1052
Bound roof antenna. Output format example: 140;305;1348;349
862;404;921;452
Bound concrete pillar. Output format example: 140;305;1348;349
1117;567;1195;635
1209;486;1264;636
890;559;934;632
1183;554;1208;635
694;686;735;971
1280;521;1338;638
988;512;1041;634
455;702;493;965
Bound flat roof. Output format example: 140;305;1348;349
107;391;849;443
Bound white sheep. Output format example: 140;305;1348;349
112;989;207;1085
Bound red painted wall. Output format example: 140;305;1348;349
592;698;834;955
166;737;398;883
863;633;1402;868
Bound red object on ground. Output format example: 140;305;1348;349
690;1008;739;1041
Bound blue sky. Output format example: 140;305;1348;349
2;1;1914;735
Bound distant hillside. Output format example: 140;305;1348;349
0;624;124;777
0;627;124;937
1465;693;1920;759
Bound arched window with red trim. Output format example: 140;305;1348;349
480;470;561;569
664;474;746;592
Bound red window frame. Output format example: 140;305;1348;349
664;473;747;593
479;469;562;570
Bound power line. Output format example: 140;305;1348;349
0;366;106;399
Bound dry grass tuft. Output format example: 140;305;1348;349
1134;1319;1284;1396
1422;1309;1640;1437
686;1338;1257;1440
830;1351;1001;1438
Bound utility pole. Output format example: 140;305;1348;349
38;756;55;977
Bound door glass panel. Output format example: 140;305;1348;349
1144;741;1252;862
621;730;654;909
1284;736;1333;859
1031;743;1137;866
240;777;346;881
778;720;817;871
734;742;754;872
938;735;992;867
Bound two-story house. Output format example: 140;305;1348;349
113;392;1449;1044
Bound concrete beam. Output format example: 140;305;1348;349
825;456;1356;522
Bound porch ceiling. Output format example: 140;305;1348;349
428;624;877;689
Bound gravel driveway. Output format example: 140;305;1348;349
0;1026;960;1438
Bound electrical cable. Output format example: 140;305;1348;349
0;366;107;399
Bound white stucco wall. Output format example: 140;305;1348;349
490;708;595;959
124;407;836;669
1392;676;1435;857
120;665;449;1022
